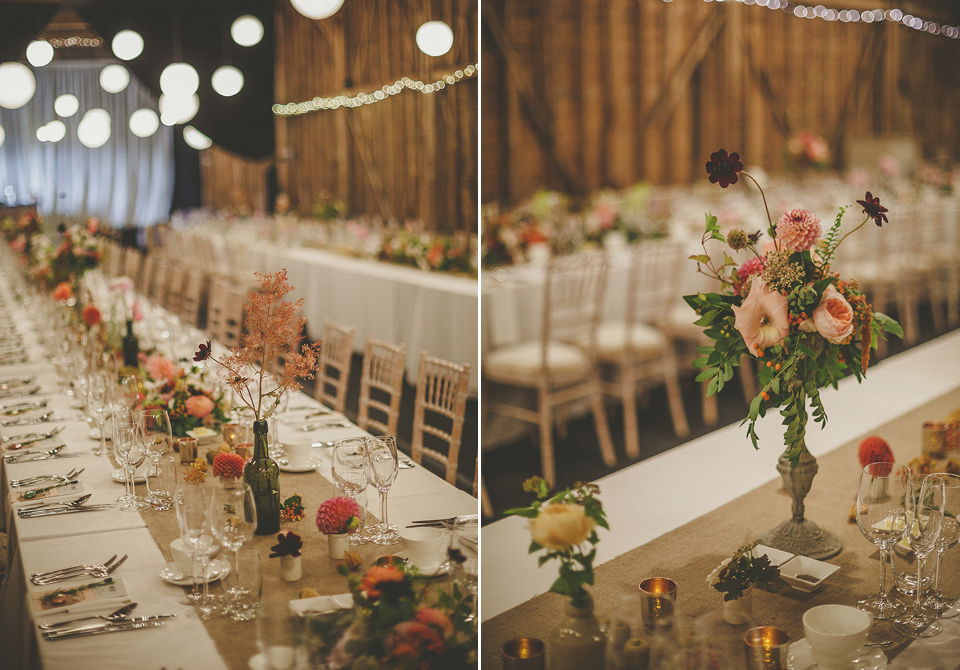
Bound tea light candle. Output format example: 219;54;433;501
177;437;197;464
923;421;947;457
744;626;790;670
638;577;677;631
502;637;545;670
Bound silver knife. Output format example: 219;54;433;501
42;620;165;640
41;614;175;633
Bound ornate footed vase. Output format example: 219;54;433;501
758;444;842;560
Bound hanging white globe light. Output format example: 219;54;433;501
211;66;244;97
112;30;144;61
160;62;200;97
25;40;54;67
0;62;36;109
36;125;49;142
37;120;66;143
231;15;264;46
129;108;160;138
54;94;79;117
77;108;112;148
159;93;199;125
416;21;454;57
290;0;345;20
183;125;212;150
0;124;5;149
99;64;130;93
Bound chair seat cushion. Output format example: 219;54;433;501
484;341;592;381
595;322;668;360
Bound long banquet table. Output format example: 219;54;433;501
0;267;478;670
483;329;960;668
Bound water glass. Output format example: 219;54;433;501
228;546;262;621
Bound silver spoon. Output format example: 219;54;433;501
38;603;138;630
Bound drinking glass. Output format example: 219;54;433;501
139;408;173;509
210;482;257;611
86;372;109;457
113;422;149;511
175;482;221;619
363;435;400;545
922;473;960;618
855;461;912;620
332;437;370;546
895;474;946;638
256;599;303;670
446;518;479;623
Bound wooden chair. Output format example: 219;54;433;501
483;250;615;484
596;241;689;458
121;247;143;287
138;250;157;296
411;352;471;486
147;254;169;303
163;262;186;316
179;268;209;328
357;336;406;436
314;320;355;414
103;240;123;277
206;274;247;349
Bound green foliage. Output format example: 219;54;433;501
710;542;781;601
819;205;848;267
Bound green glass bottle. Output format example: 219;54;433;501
122;320;139;367
244;419;280;535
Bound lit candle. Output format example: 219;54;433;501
638;577;677;631
744;626;790;670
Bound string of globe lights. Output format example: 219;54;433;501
665;0;960;39
273;64;478;117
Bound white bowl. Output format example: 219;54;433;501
779;555;840;592
753;544;795;567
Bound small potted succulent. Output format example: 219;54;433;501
316;497;363;559
270;530;304;581
707;542;780;624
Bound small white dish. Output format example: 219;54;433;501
779;555;840;592
787;639;886;670
278;458;323;473
110;463;153;483
289;593;354;616
752;544;795;567
159;558;230;586
395;550;448;577
186;428;219;445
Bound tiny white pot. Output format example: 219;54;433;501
280;555;302;582
328;533;349;559
722;588;754;625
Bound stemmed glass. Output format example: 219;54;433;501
922;473;960;618
855;461;913;620
86;372;109;457
210;483;257;612
139;408;173;509
112;419;149;511
362;436;400;545
332;437;370;545
895;474;946;638
175;483;221;619
445;518;479;623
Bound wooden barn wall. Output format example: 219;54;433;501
481;0;960;208
201;1;478;233
200;147;271;215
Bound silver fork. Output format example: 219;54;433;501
4;425;64;448
31;555;124;585
2;411;56;427
5;444;68;463
10;467;83;488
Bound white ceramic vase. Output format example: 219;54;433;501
722;587;753;625
280;555;301;581
328;533;348;559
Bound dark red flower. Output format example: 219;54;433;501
193;341;212;362
856;191;888;226
705;150;743;188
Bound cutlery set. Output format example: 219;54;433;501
17;494;116;518
3;425;64;448
4;444;69;463
10;467;84;488
407;514;479;528
2;411;57;427
31;554;128;585
35;602;176;640
299;419;353;432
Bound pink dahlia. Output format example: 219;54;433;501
212;452;246;478
734;256;765;295
316;496;363;535
775;209;821;252
185;394;215;418
145;354;179;382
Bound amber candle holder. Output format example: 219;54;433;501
744;626;790;670
502;637;545;670
221;422;243;448
177;437;197;464
923;421;947;458
638;577;677;631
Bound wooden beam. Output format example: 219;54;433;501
830;26;885;151
742;31;792;138
346;113;394;221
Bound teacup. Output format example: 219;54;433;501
400;527;445;570
170;538;196;577
283;438;314;468
803;604;871;670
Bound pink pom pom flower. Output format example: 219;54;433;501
316;496;363;535
185;394;215;419
775;209;821;252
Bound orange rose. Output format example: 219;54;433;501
51;282;73;302
360;565;405;598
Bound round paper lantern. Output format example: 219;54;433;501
0;62;36;109
112;30;144;61
77;109;112;148
159;94;199;125
211;66;244;97
0;124;5;149
416;21;453;57
25;40;54;68
54;94;79;117
231;15;264;46
290;0;345;20
183;125;212;150
129;108;160;138
99;64;130;93
44;120;66;143
160;62;200;97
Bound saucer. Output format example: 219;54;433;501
249;648;296;670
278;458;323;473
159;558;230;586
110;465;153;483
88;427;111;441
395;550;448;577
787;639;886;670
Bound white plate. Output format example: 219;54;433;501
249;648;297;670
110;464;154;483
277;458;324;473
787;639;886;670
395;550;448;577
159;558;230;586
186;428;219;445
289;593;354;616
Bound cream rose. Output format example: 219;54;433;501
529;503;595;550
812;284;854;344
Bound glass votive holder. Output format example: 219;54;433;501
177;437;198;464
923;421;947;458
502;637;545;670
235;442;254;461
744;626;790;670
638;577;677;632
221;422;242;448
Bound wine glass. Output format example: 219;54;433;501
86;372;109;457
855;461;912;620
175;483;221;619
139;408;173;509
894;474;947;638
112;420;149;511
922;473;960;618
210;483;257;612
363;435;400;546
445;518;479;623
332;438;370;545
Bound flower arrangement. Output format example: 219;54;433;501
689;150;902;466
138;357;229;438
312;191;345;221
786;131;830;170
269;530;303;558
505;477;608;609
281;493;306;522
212;452;246;479
378;229;474;275
183;458;208;483
193;269;321;422
707;543;780;601
316;497;363;535
31;221;102;289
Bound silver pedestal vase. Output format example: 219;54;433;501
757;443;842;560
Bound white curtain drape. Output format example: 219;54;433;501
0;60;173;227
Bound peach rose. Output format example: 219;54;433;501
812;284;854;344
415;607;454;638
731;280;790;355
529;503;594;551
360;565;406;598
145;354;179;382
185;394;215;418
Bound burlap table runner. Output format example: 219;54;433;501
140;467;397;670
483;388;960;668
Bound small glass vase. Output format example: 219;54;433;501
721;587;753;625
548;591;606;670
328;533;349;559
